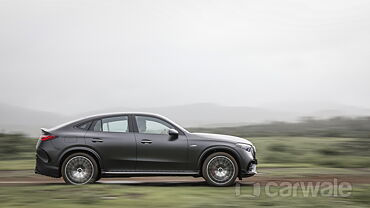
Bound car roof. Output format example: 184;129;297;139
79;112;164;119
47;112;188;133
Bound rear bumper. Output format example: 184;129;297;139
35;156;60;178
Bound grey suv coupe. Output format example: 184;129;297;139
35;113;257;186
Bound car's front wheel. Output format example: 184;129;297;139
202;152;239;186
61;153;98;185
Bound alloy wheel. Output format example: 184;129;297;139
206;155;235;184
65;156;94;184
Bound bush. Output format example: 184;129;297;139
317;148;343;156
0;133;36;160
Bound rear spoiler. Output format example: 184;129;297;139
41;128;51;135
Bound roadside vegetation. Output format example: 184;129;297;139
189;116;370;138
249;137;370;168
0;133;35;160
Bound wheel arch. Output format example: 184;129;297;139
58;147;102;176
197;146;242;175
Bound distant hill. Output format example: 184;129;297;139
260;101;370;119
189;116;370;138
0;103;67;136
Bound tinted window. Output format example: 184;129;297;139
93;116;128;133
136;116;174;134
77;121;92;130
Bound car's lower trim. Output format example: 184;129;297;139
102;171;199;175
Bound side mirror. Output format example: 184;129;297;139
168;129;179;136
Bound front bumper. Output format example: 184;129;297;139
240;159;258;177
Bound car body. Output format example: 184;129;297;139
35;112;257;186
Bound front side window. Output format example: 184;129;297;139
136;116;174;134
92;116;128;133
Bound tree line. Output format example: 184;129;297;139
189;116;370;138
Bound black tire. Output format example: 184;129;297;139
61;153;99;185
202;152;238;187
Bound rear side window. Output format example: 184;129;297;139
76;121;92;130
92;116;129;133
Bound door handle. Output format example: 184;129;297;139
92;138;103;143
141;139;152;144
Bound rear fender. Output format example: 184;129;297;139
58;146;102;168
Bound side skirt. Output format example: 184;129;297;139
101;171;200;177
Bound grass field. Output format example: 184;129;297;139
0;183;369;208
248;137;370;168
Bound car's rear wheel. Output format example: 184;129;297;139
202;152;238;186
61;153;98;185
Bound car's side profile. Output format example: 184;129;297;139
35;113;257;186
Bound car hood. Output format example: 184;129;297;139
192;133;253;145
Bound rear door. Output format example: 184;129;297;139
134;115;188;171
84;115;136;171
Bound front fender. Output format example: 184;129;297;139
197;145;242;170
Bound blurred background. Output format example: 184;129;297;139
0;0;369;207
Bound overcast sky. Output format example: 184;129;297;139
1;0;370;114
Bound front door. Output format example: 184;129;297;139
134;115;188;171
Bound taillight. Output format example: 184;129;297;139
40;135;56;141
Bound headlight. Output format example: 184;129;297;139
236;143;253;152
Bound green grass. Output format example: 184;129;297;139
0;184;369;208
248;137;370;168
0;160;35;171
